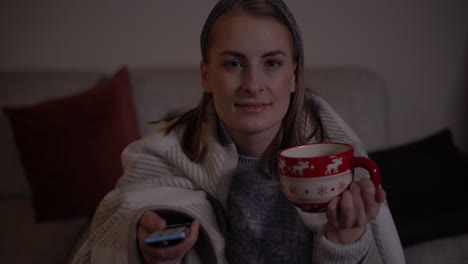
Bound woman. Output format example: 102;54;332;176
73;0;404;263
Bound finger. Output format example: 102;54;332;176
375;186;387;204
151;221;200;262
326;196;341;228
138;212;168;263
360;178;380;214
340;189;355;228
350;183;367;227
141;236;184;263
185;220;200;246
145;247;178;263
360;178;379;218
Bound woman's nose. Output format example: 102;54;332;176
242;67;263;93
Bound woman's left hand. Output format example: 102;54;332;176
325;178;386;244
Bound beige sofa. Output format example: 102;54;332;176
1;67;467;263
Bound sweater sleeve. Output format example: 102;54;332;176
71;130;227;264
312;224;378;264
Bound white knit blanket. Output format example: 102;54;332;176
72;95;405;264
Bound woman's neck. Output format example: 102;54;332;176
228;128;279;158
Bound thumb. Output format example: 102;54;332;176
139;211;167;232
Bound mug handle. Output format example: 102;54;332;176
349;157;381;188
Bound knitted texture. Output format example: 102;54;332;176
71;95;403;264
226;155;313;263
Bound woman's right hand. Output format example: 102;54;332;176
137;211;200;264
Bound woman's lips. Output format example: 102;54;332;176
235;103;270;113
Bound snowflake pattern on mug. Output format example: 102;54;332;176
282;170;352;200
288;185;297;195
338;180;348;191
316;185;328;197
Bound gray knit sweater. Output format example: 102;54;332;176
226;155;314;263
72;95;405;264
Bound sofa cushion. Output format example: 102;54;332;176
0;71;104;197
369;129;468;247
2;67;140;221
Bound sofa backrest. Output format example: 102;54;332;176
0;67;389;197
130;67;389;150
304;67;389;152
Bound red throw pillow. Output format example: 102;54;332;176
2;67;140;221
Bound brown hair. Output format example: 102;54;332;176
166;0;326;163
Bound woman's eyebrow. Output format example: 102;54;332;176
219;49;286;58
261;50;286;58
219;50;246;58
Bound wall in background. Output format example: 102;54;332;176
1;0;467;150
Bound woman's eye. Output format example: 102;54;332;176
266;60;281;67
225;61;242;68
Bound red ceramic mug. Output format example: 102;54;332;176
277;142;381;213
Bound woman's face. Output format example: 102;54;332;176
201;13;296;142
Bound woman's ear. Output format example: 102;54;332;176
200;60;211;93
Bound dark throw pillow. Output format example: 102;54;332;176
369;129;468;247
2;67;140;221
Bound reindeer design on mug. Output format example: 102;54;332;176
290;161;314;176
325;156;343;175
